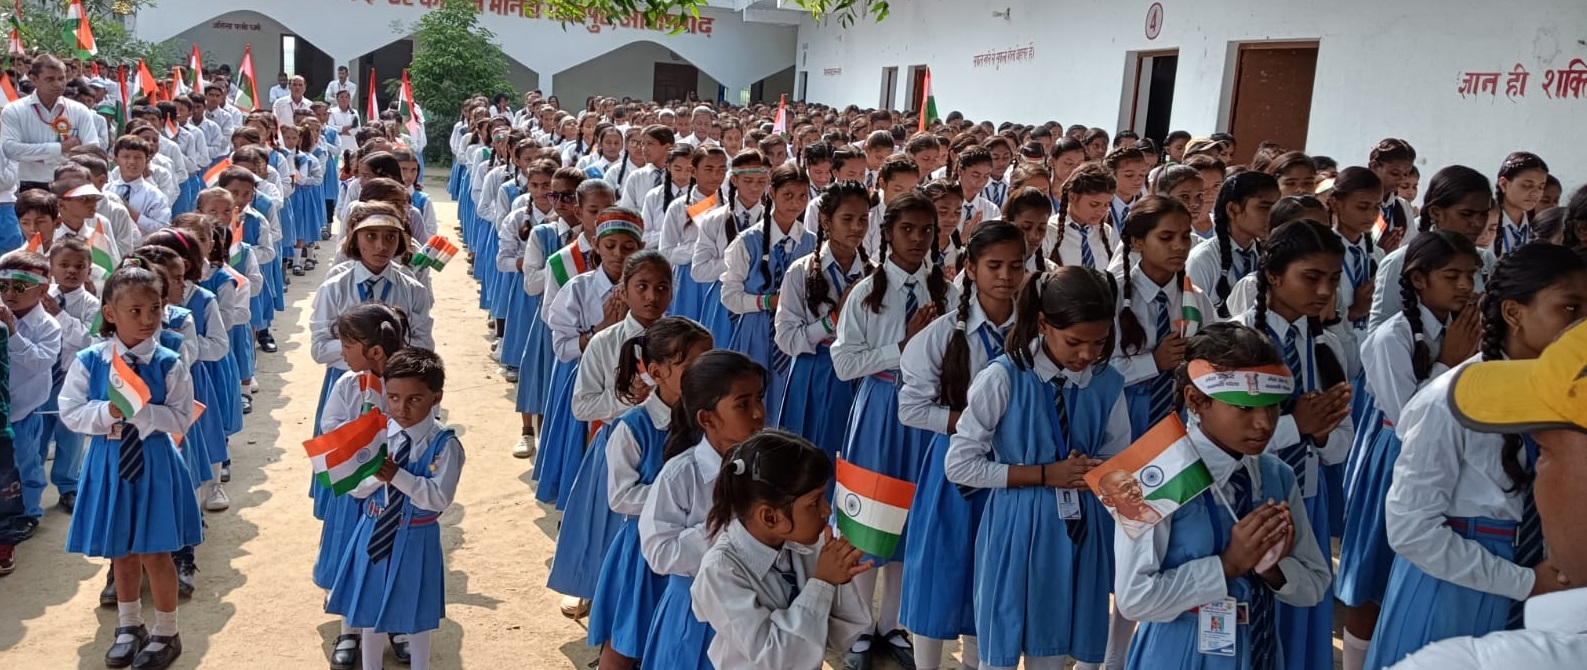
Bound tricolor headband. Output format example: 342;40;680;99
0;269;48;286
731;167;770;176
596;212;644;240
1187;359;1294;408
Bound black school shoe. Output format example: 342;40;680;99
390;633;410;664
328;633;360;670
100;571;117;607
257;330;278;353
58;491;76;512
130;633;181;669
105;625;146;668
876;629;916;669
173;556;197;597
842;634;874;670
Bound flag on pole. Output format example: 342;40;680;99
6;23;20;62
233;44;259;111
188;44;203;91
114;64;128;132
66;0;95;58
918;67;938;132
771;93;787;137
366;67;379;120
108;345;152;419
834;458;915;558
171;66;191;97
0;70;18;107
303;410;389;496
398;69;425;137
134;59;159;103
86;224;115;281
1083;414;1215;539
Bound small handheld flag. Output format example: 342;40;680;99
135;59;159;103
108;347;152;420
227;214;245;264
1177;274;1203;337
204;158;233;187
172;401;206;449
22;231;40;253
222;264;248;290
0;70;17;108
409;235;459;272
303;410;389;496
834;458;915;558
86;224;115;281
685;193;719;220
771;94;787;137
1084;414;1214;539
545;237;592;288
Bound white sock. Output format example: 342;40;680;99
361;629;384;669
1104;606;1136;668
1026;656;1065;670
116;600;143;636
143;610;177;650
848;569;878;653
1073;662;1100;670
913;636;944;669
406;630;431;670
960;635;980;669
1343;631;1370;670
210;463;223;482
340;620;357;636
878;562;904;638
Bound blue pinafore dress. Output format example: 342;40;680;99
838;359;933;562
533;355;585;507
165;306;226;469
195;275;244;436
727;227;814;426
226;246;258;382
325;427;456;634
310;279;394;516
586;408;668;656
1337;373;1402;608
64;343;204;557
974;358;1122;666
513;223;570;416
242;209;275;332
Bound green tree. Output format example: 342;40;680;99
8;0;178;69
405;0;514;163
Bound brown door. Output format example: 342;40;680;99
1227;43;1318;164
910;65;928;113
653;63;698;105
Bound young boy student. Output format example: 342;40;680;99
39;237;98;513
107;135;172;238
0;250;62;526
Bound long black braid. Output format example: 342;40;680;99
1253;219;1347;389
806;181;875;316
1214;171;1279;317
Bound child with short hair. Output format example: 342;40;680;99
325;348;464;670
108;135;173;236
0;250;63;526
15;189;60;253
38;238;99;512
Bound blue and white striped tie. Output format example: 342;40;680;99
903;279;920;322
1510;436;1543;628
769;239;795;377
366;431;413;564
1231;465;1278;667
116;353;145;481
1071;224;1095;269
1278;327;1309;490
1148;291;1176;422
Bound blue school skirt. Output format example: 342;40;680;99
839;371;932;562
311;366;346;519
642;575;715;670
697;281;734;348
546;424;623;598
314;493;362;589
727;310;787;424
66;433;204;558
250;262;276;330
975;484;1084;666
778;345;855;466
325;508;447;634
1365;517;1517;669
488;250;515;320
498;271;530;367
1338;408;1401;607
176;401;213;489
202;354;244;436
189;361;229;465
173;174;201;216
476;235;499;308
447;162;463;199
669;264;710;323
588;518;668;656
533;359;583;506
290;186;322;245
514;297;553;415
900;433;986;640
456;174;476;247
1276;485;1335;670
229;323;257;381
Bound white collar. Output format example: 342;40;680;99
113;333;161;363
1131;266;1178;304
883;258;931;288
1187;417;1256;490
963;290;1015;334
640;390;672;428
1028;341;1097;387
691;437;724;484
819;243;866;278
1417;303;1449;342
724;518;815;579
387;415;440;454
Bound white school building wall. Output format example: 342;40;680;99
797;0;1587;188
130;0;799;109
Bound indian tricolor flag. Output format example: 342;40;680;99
917;67;938;132
685;193;719;220
355;373;382;414
398;69;425;138
545;237;592;288
232;44;260;112
1177;274;1203;337
410;235;459;272
227;213;245;265
303;409;388;496
366;67;380;120
834;458;915;558
66;0;96;58
1084;414;1213;538
22;231;40;253
0;70;18;107
108;347;152;419
205;158;233;187
222;264;248;291
86;224;115;281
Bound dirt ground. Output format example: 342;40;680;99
0;192;932;669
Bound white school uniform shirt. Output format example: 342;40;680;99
245;202;281;265
691;519;873;670
619;163;662;210
318;370;385;435
959;194;999;230
1493;209;1532;256
605;391;671;517
1185;234;1260;314
481;166;516;224
1370;241;1496;330
198;116;228;162
53;215;121;264
1386;354;1535;602
1109;264;1218;386
309;261;436;370
801;192;825;237
200;264;250;332
1337;230;1384;325
773;246;867;358
1360;306;1449;426
182;283;229;364
59;336;194;439
346;416;465;514
51;285;99;370
641;438;722;578
603;157;646;191
95;197;139;255
1113;418;1332;621
329;107;360;153
267;84;291;104
238;245;265;298
1235;310;1356;470
571;314;644;424
176;123;207;176
537;233;593;324
644;180;691;244
691;196;765;285
830;260;960;381
0;143;16;205
1389;589;1587;669
1044;214;1116;270
161;304;199;367
944;347;1131;489
153;134;193;181
659;186;720;263
10;305;61;418
495;209;527;277
981;177;1010;208
412;188;439;241
721;219;810;314
106;176;171;237
521;219;572;298
0;94;105;184
898;298;1015;435
546;267;619;362
140;160;180;205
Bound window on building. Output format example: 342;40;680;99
281;35;298;78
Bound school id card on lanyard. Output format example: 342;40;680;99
1197;598;1240;656
1048;380;1084;521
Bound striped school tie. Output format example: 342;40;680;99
1230;465;1278;667
1234;248;1258;278
116;354;145;481
768;239;796;377
1505;224;1531;255
903;279;920;322
1148;291;1176;423
366;431;413;564
776;552;801;603
1071;224;1095;269
987;181;1007;207
652;169;664;188
1345;245;1370;329
1277;326;1310;490
1051;377;1086;545
1510;436;1544;628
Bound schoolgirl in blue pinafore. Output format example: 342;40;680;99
640;437;726;670
533;246;602;507
194;272;244;437
309;280;395;519
952;354;1127;667
238;206;275;334
587;395;670;658
180;286;233;470
486;180;524;319
723;221;815;424
162;305;215;488
252;193;286;316
65;341;204;558
775;245;865;468
516;219;574;417
324;423;459;635
226;244;260;385
289;149;320;247
313;372;386;590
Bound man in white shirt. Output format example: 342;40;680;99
1;55;104;192
323;66;356;102
272;76;313;128
1395;321;1587;669
267;72;290;104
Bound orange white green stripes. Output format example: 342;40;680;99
834;458;916;557
87;224;115;281
1084;414;1214;515
410;235;459;272
546;238;591;287
303;410;388;496
107;347;151;419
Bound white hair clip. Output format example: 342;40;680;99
731;458;747;475
1122;299;1132;309
954;320;967;332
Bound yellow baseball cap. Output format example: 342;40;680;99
1450;319;1587;433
